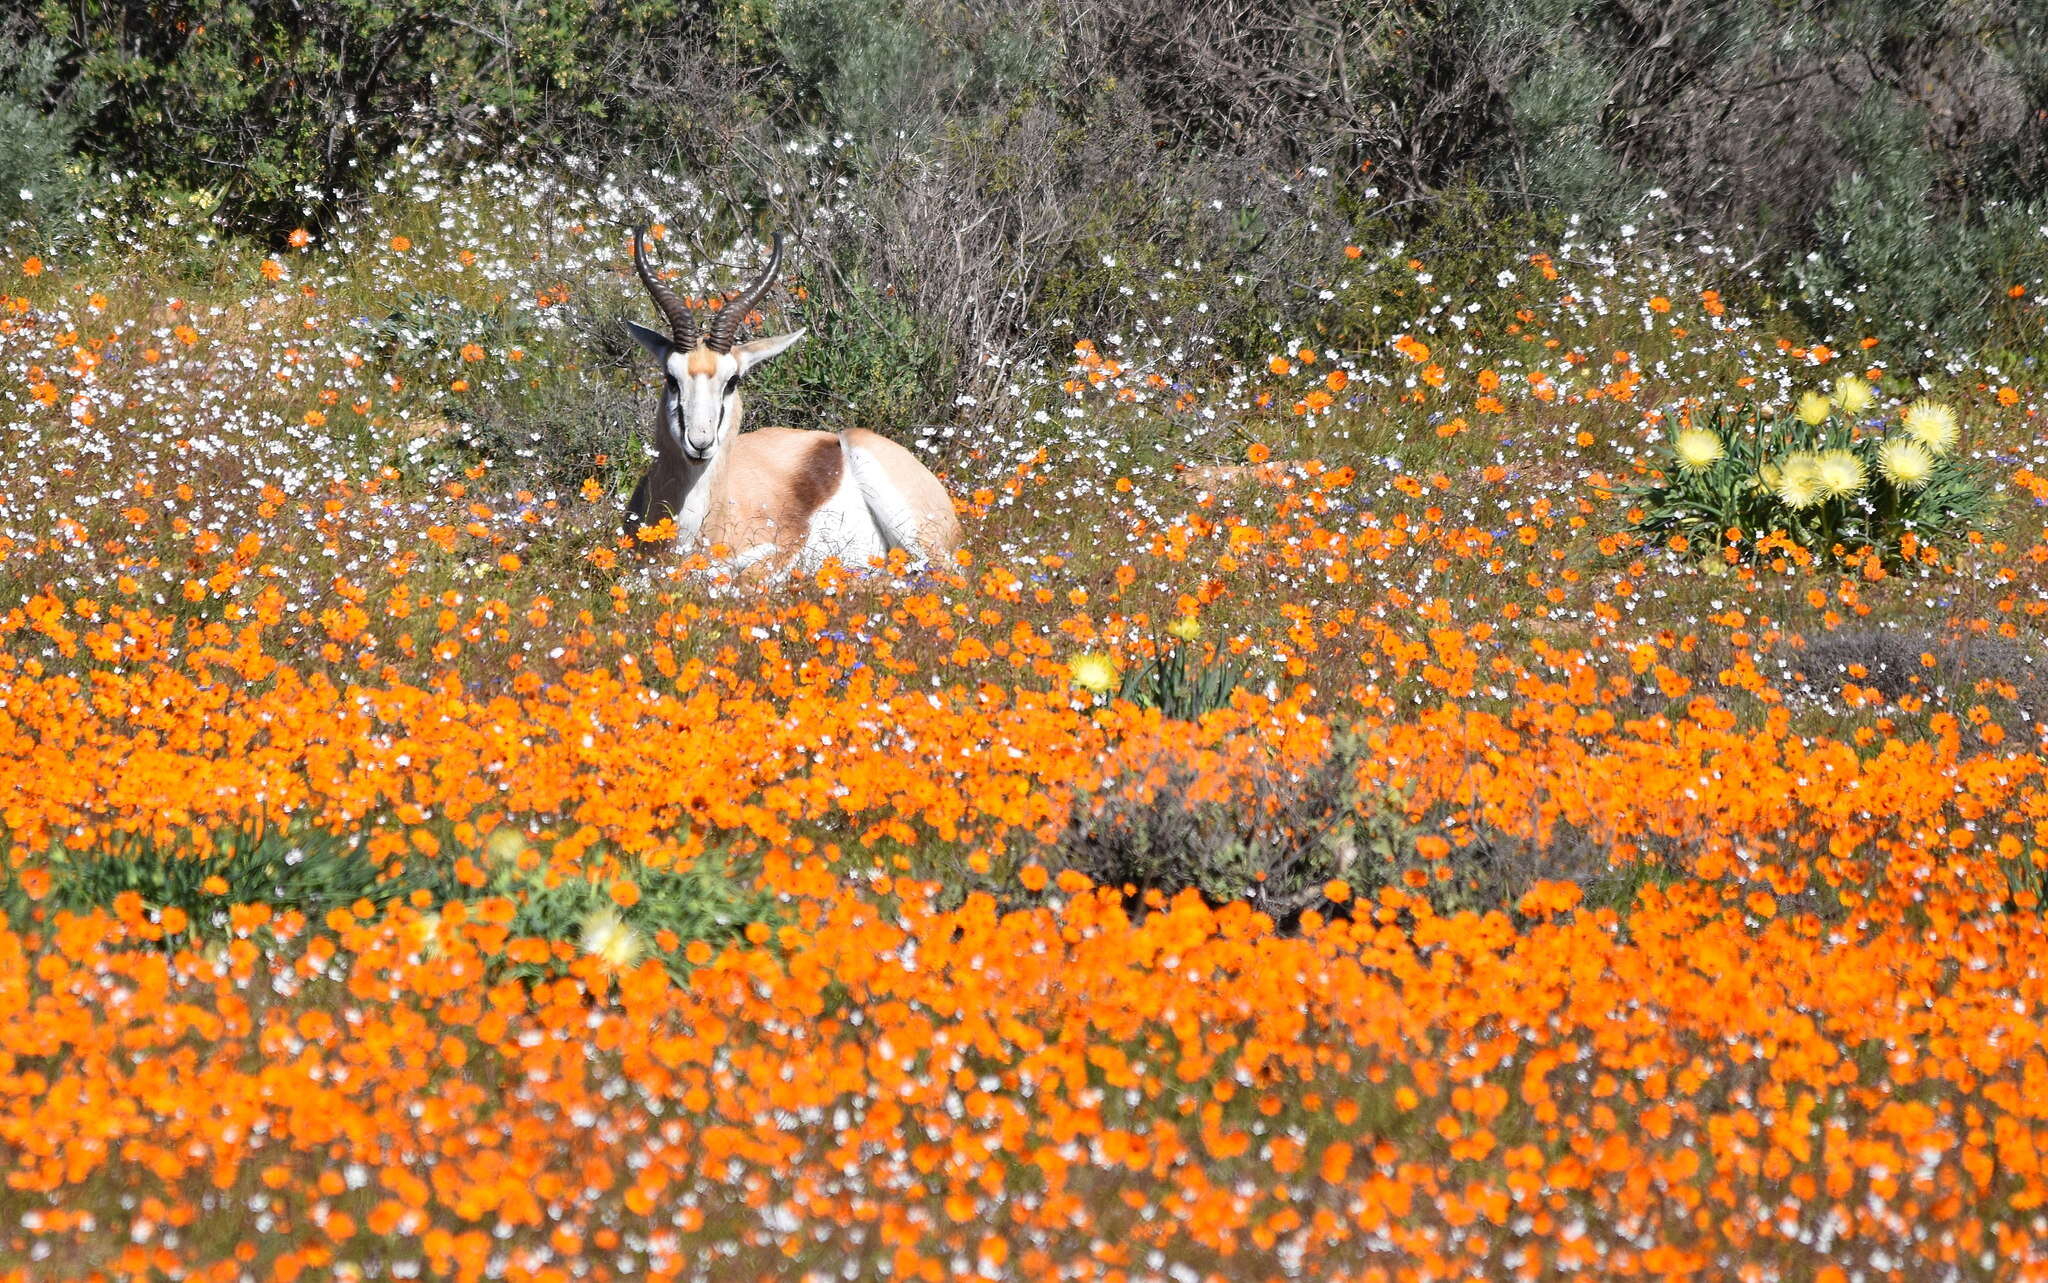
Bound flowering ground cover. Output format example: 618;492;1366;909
5;160;2048;1280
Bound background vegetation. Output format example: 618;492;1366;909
11;0;2048;427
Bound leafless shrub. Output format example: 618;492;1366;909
1051;739;1392;929
1786;625;2048;711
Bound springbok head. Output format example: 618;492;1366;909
625;227;805;463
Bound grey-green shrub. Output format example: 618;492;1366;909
1797;89;2048;347
0;23;95;245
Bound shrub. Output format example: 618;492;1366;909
34;0;2048;389
1115;627;1247;722
442;371;645;495
750;0;1055;151
0;18;96;246
0;826;458;932
1796;89;2048;350
1045;732;1650;926
1627;385;1993;567
38;0;673;235
744;272;954;434
486;847;768;982
1049;736;1422;929
0;822;766;981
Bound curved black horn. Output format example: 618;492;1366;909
633;225;699;349
704;232;784;353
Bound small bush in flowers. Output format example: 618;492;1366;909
1112;617;1248;721
404;826;769;982
1049;735;1425;926
0;823;767;982
495;857;768;982
0;826;425;932
1629;377;1994;566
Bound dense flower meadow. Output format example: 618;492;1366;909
5;155;2048;1280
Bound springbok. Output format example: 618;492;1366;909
622;226;961;578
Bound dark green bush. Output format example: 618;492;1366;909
746;0;1054;150
492;854;768;981
744;273;954;433
440;370;643;494
0;826;457;930
36;0;676;235
1797;90;2048;347
1465;0;2048;347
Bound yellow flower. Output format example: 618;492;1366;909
1068;653;1120;694
1814;448;1866;500
1900;399;1959;454
1877;437;1936;489
1672;429;1725;473
1166;616;1202;642
580;907;644;971
1795;391;1832;426
409;913;443;960
1772;453;1824;509
485;825;527;869
1832;376;1873;414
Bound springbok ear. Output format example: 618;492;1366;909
733;328;806;375
625;320;673;362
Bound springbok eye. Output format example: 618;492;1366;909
724;374;741;396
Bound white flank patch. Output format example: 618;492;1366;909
841;440;928;560
801;464;888;571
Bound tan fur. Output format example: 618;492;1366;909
842;428;964;554
697;427;842;554
685;427;962;575
683;348;719;378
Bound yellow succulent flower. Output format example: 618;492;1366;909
1068;653;1120;694
1795;391;1832;427
1772;453;1824;510
485;825;528;868
579;907;644;971
1877;437;1936;489
1832;376;1873;414
1900;399;1959;454
1814;449;1866;500
1672;429;1725;473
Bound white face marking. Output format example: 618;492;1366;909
664;349;741;460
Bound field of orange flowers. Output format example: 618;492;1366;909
6;161;2048;1280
